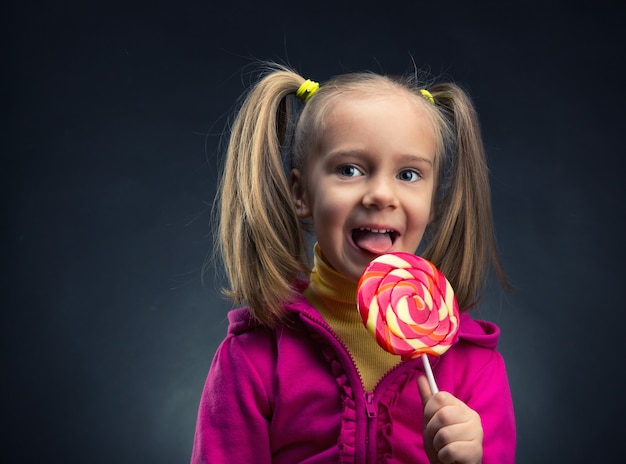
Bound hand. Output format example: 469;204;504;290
417;375;483;464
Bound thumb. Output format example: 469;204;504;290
417;374;433;407
417;375;440;464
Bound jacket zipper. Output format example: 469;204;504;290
364;392;377;419
364;391;377;463
302;312;418;462
302;313;375;462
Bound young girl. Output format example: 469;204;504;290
191;64;516;463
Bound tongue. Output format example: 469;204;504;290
353;229;393;254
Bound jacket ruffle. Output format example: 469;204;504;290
375;369;413;462
315;336;358;462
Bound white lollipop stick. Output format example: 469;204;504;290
421;353;439;394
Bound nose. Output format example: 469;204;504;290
362;174;399;210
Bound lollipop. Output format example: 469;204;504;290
357;252;460;394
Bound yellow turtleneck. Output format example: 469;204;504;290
303;244;402;392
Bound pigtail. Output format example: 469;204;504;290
422;83;510;311
218;68;309;327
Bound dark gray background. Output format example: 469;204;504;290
3;1;625;462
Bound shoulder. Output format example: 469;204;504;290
436;313;512;404
219;293;321;360
457;312;500;349
226;307;261;335
209;295;337;395
438;312;507;381
225;296;317;336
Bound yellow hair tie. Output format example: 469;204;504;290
420;89;435;105
296;79;320;103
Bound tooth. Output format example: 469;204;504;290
357;227;394;234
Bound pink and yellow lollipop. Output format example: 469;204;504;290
357;252;460;393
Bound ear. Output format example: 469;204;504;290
290;169;311;218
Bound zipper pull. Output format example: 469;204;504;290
364;392;377;418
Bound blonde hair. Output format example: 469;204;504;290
217;64;509;327
422;82;510;310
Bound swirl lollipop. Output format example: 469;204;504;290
357;252;460;393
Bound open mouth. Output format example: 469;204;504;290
352;227;399;255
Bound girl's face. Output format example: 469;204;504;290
291;92;437;283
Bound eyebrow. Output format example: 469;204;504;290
326;150;433;166
401;155;434;166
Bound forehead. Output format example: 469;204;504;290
318;91;437;153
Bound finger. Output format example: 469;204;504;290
432;420;480;451
418;375;440;464
437;439;483;464
417;374;433;407
428;401;478;431
429;408;484;463
422;391;459;427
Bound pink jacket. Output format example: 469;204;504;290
191;291;516;463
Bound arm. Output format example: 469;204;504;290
190;334;274;464
465;349;516;463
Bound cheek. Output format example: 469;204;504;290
420;183;436;222
408;198;433;230
311;189;348;225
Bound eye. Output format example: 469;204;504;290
337;165;363;178
397;169;421;182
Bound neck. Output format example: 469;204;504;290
308;244;357;306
